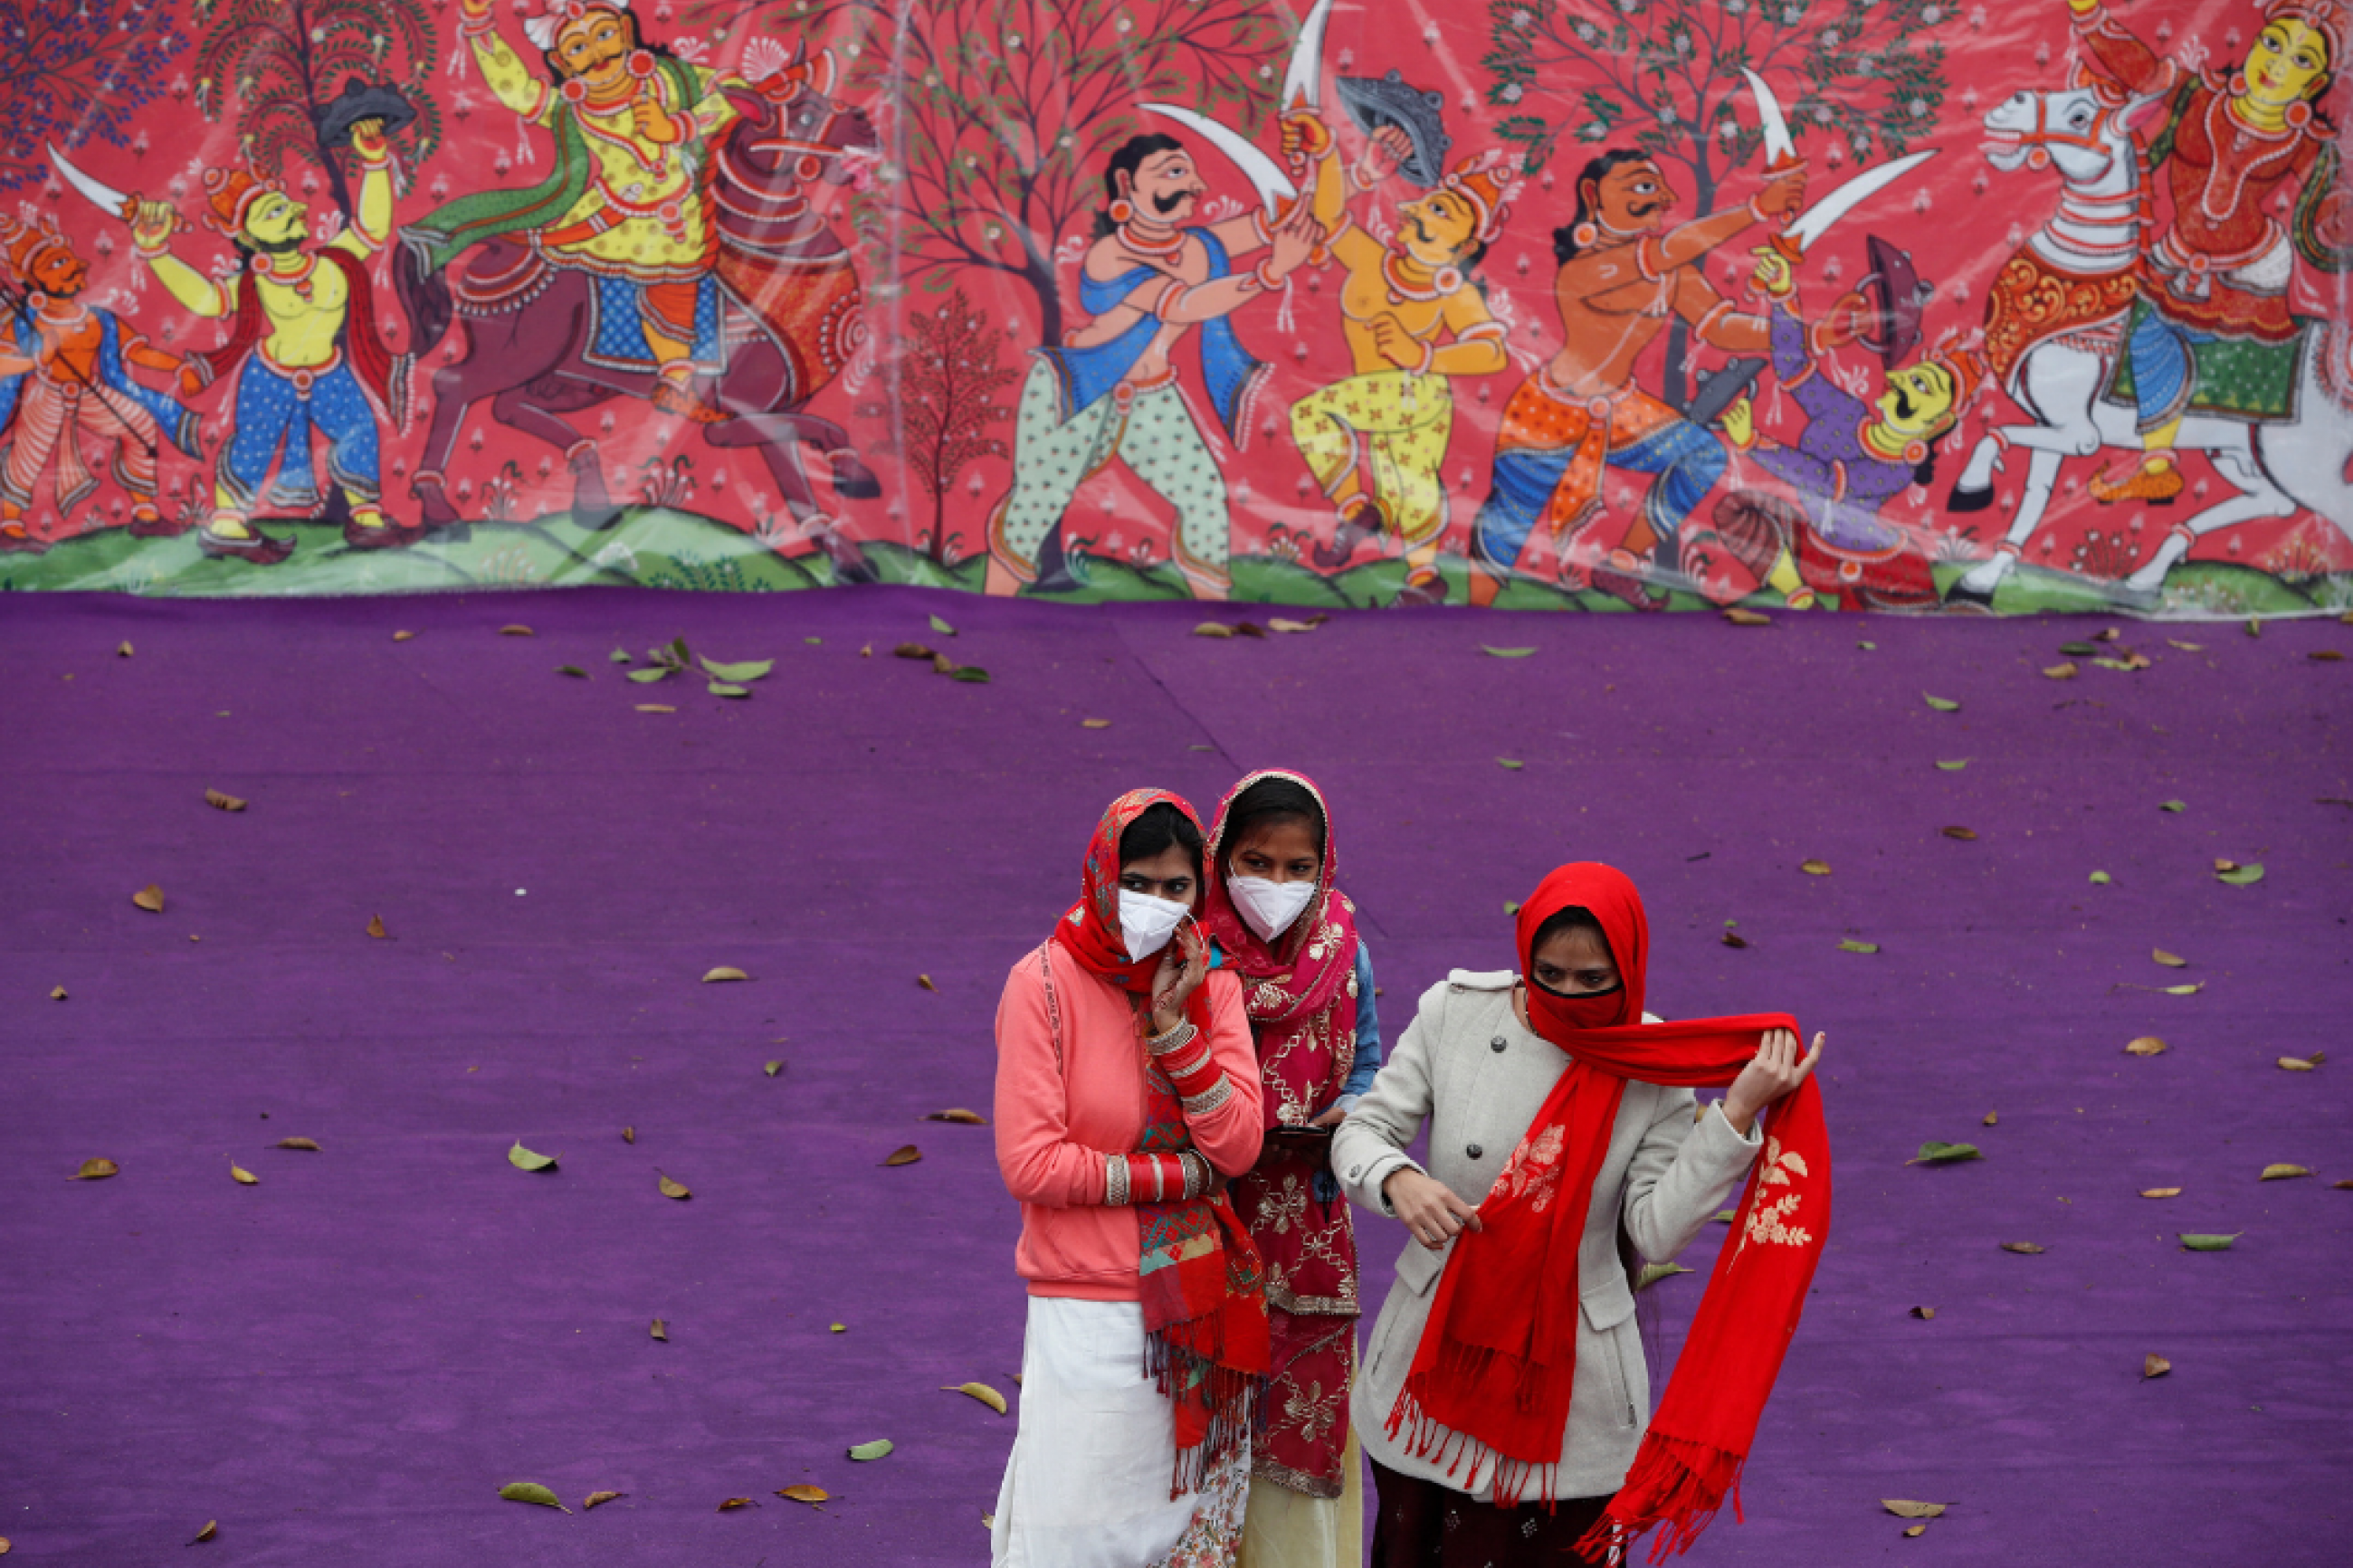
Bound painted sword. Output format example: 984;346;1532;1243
1770;149;1939;260
1741;69;1801;171
1139;102;1299;219
47;143;180;233
1281;0;1336;112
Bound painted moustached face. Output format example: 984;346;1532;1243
555;8;636;88
1874;360;1958;437
1124;149;1205;226
241;192;309;252
1591;159;1677;235
28;245;88;299
1396;186;1480;268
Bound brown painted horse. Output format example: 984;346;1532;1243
394;67;881;577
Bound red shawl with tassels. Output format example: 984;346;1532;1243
1388;863;1828;1562
1051;787;1269;1494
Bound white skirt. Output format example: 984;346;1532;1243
992;1295;1252;1568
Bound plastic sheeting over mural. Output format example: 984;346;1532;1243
0;0;2346;615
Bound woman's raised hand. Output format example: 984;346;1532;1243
1722;1028;1824;1136
1382;1168;1482;1250
1148;922;1208;1036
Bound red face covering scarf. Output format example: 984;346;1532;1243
1387;863;1829;1561
1052;787;1269;1493
1201;769;1361;1497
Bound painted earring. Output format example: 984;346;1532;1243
1110;199;1135;225
1571;221;1597;247
2286;100;2312;128
795;154;824;182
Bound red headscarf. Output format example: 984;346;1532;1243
1050;787;1266;1490
1389;863;1830;1562
1200;768;1361;1130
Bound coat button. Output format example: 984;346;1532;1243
1348;1165;1361;1181
1466;1144;1484;1159
1490;1035;1507;1052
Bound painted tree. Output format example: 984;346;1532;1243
766;0;1285;347
0;0;191;194
1482;0;1950;402
878;288;1016;561
192;0;443;219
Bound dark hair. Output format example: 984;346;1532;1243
1118;800;1204;875
1222;776;1325;863
1529;903;1606;956
1091;133;1187;239
1551;148;1653;263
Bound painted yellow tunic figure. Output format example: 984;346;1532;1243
129;119;409;563
1284;119;1512;605
456;0;738;415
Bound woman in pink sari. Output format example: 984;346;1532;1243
1201;771;1383;1568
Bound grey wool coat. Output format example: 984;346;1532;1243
1330;970;1765;1502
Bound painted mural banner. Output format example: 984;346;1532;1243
0;0;2345;616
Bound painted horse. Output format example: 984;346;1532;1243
1948;82;2353;609
394;57;881;576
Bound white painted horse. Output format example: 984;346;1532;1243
1948;83;2353;609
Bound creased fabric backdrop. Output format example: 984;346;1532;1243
0;0;2345;616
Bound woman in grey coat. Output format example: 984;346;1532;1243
1330;872;1822;1565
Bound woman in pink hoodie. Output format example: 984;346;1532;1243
991;788;1270;1568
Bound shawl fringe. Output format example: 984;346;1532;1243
1144;1327;1257;1497
1578;1430;1748;1563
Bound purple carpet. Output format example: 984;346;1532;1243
4;588;2348;1566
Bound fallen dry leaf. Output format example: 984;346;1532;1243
2278;1053;2323;1071
1881;1500;1948;1519
2000;1240;2045;1254
231;1160;258;1185
366;914;387;939
634;704;676;713
191;1520;215;1543
49;985;66;1001
930;651;957;675
2310;650;2345;662
2143;1354;2171;1380
1909;1306;1936;1319
1721;930;1748;949
393;630;415;641
1267;617;1315;633
765;1060;784;1077
779;1485;830;1504
499;1481;567;1512
918;974;938;992
657;1171;691;1200
499;624;534;637
2152;949;2187;968
69;1157;119;1181
927;1108;987;1124
1941;825;1977;841
2260;1164;2312;1182
205;788;247;813
622;1126;635;1144
718;1497;753;1512
1903;1524;1927;1537
1193;622;1235;639
275;1136;319;1152
651;1318;668;1341
584;1491;624;1509
1983;1111;1999;1126
2336;1180;2353;1190
943;1381;1009;1414
1081;717;1111;728
883;1145;922;1167
1799;859;1832;876
2125;1037;2168;1056
2167;638;2203;651
1721;607;1771;625
893;641;934;660
2139;1187;2183;1199
2043;661;2080;679
702;965;748;983
132;883;165;913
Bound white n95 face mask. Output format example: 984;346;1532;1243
1228;875;1316;943
1119;889;1193;963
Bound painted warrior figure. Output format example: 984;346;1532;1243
1468;150;1805;609
414;0;741;421
984;133;1321;601
1713;246;1986;612
2070;0;2348;510
1285;117;1512;607
0;216;198;554
130;119;408;563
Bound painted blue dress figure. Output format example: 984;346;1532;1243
984;133;1320;601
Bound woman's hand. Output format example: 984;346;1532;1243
1383;1168;1481;1250
1148;922;1208;1036
1308;1104;1347;1128
1722;1029;1824;1136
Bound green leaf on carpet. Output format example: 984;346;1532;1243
707;683;749;698
2216;862;2265;885
1935;759;1968;771
500;1481;569;1511
508;1141;557;1172
1922;693;1960;711
929;613;957;636
609;648;631;663
1635;1261;1693;1291
700;658;774;682
2178;1232;2241;1251
2159;799;2186;813
847;1439;894;1461
1908;1142;1982;1165
1496;758;1524;770
949;665;992;682
626;667;672;684
1481;645;1538;658
1838;939;1880;954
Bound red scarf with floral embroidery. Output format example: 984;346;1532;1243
1387;863;1828;1561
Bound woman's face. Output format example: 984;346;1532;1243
1225;815;1321;886
1529;926;1621;994
1119;844;1200;912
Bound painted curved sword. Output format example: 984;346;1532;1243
1773;150;1939;259
1281;0;1337;113
1140;102;1298;218
47;142;138;223
1740;69;1798;171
